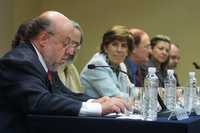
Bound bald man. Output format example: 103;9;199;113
168;43;181;69
168;43;181;86
0;11;127;133
125;28;151;86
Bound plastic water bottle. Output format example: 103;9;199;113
184;72;197;113
143;67;158;121
164;69;176;111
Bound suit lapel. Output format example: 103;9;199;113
19;43;51;91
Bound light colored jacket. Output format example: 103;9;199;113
58;63;84;93
80;53;134;100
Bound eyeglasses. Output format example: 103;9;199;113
68;40;81;50
48;32;81;50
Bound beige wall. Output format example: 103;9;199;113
0;0;13;56
13;0;42;30
0;0;42;55
2;0;200;85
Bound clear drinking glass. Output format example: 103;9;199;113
132;87;143;117
124;85;144;120
193;86;200;115
124;84;135;116
176;86;185;108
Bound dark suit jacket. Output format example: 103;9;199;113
0;43;91;133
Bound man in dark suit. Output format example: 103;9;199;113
0;11;127;133
125;28;151;87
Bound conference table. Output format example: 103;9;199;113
26;114;200;133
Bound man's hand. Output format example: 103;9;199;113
92;96;110;104
94;96;128;115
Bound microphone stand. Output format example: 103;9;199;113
157;94;171;117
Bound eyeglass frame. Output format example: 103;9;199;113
47;31;82;50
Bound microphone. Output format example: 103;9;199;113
87;64;128;75
193;62;200;69
87;64;110;69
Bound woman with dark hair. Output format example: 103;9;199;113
80;25;134;100
143;35;171;87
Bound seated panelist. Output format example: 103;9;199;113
0;11;128;133
58;21;84;93
142;35;171;87
125;28;151;87
80;25;135;100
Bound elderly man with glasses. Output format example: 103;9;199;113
0;11;127;133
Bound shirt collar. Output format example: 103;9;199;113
31;42;48;73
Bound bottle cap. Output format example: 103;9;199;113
167;69;174;75
189;72;195;77
148;67;156;73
